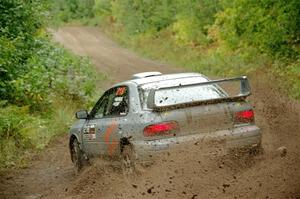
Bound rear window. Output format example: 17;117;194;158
154;85;226;107
139;76;227;109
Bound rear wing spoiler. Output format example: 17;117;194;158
147;76;251;111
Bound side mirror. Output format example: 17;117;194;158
75;110;88;119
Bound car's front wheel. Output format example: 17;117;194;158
70;138;83;173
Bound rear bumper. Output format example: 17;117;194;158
132;125;261;159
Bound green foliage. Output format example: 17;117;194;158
51;0;95;23
12;38;96;110
0;0;100;169
284;61;300;99
0;105;32;141
216;0;300;59
1;35;96;111
0;0;50;100
0;0;46;40
107;0;219;40
172;16;211;46
0;105;36;167
93;0;112;16
0;0;97;108
0;101;78;168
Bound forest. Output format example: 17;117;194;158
0;0;99;168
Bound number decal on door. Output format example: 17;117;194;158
83;123;96;140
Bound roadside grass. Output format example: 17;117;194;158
0;45;105;171
0;78;106;170
0;98;79;169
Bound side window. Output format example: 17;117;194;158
92;92;110;119
105;86;129;117
94;97;108;119
90;86;129;119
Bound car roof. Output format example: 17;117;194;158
113;72;207;87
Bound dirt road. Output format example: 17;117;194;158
52;27;182;85
1;26;300;199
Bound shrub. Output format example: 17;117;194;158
51;0;95;22
0;0;100;169
216;0;300;59
172;16;211;46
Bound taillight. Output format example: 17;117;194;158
143;121;179;137
234;109;255;124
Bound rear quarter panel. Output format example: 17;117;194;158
138;100;254;141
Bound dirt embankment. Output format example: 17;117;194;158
0;27;299;199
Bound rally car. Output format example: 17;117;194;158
69;72;261;171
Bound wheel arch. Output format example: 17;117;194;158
119;136;133;153
69;133;77;144
69;134;81;152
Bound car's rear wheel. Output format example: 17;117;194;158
121;144;136;176
71;138;83;173
249;144;264;156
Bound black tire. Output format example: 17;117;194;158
121;144;135;176
71;138;83;173
249;144;264;156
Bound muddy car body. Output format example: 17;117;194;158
69;72;261;170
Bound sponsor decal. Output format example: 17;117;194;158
84;123;96;140
116;87;126;96
113;96;123;107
